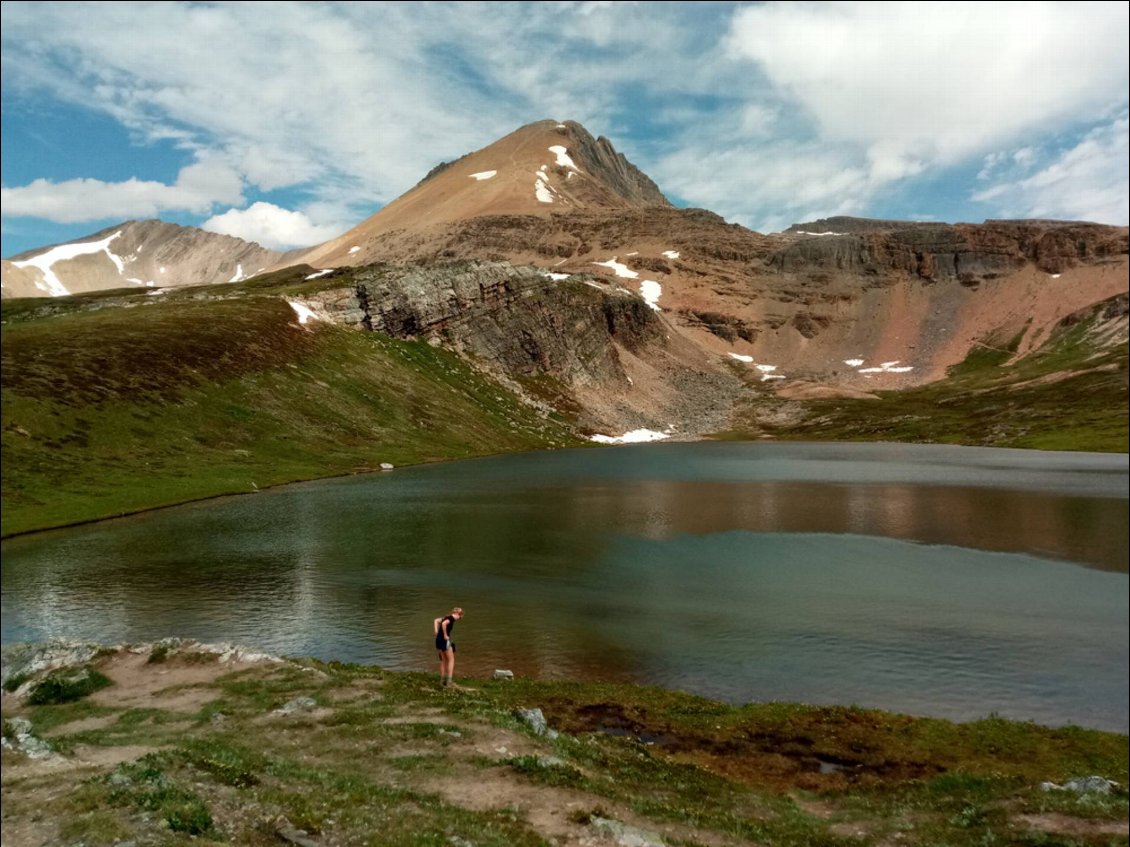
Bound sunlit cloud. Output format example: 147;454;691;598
0;160;244;223
202;202;346;250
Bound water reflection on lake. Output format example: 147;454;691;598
2;442;1127;732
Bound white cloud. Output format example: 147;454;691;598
656;139;871;232
0;0;1126;246
725;1;1129;165
688;0;1130;226
0;160;244;223
0;2;724;212
202;202;344;250
972;117;1129;224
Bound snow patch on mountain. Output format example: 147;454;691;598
548;146;579;171
593;258;638;279
535;167;555;203
639;279;662;311
287;300;320;325
11;230;125;297
589;429;670;444
469;170;497;181
859;359;915;374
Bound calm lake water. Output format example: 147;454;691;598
2;442;1127;732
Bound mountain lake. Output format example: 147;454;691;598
2;441;1127;733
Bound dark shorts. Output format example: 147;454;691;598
435;636;455;652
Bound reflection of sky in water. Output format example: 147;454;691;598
2;442;1126;731
595;532;1126;732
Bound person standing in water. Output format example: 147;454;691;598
434;607;464;688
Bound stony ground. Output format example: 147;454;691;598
2;641;1127;847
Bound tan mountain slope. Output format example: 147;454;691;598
1;221;282;300
291;119;670;268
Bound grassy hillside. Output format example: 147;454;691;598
2;643;1126;846
727;297;1129;452
1;283;582;537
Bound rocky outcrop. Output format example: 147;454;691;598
770;219;1128;281
304;262;663;389
560;120;671;208
296;260;744;436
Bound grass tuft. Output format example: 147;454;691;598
27;666;112;705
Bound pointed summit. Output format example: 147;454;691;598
298;120;670;267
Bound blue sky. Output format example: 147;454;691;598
2;1;1127;257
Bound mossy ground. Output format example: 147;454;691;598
2;646;1126;846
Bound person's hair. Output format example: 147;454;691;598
452;607;463;614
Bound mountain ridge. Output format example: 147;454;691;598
1;219;284;300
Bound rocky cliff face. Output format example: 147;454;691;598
1;220;281;300
773;219;1129;280
298;201;1126;390
297;261;738;435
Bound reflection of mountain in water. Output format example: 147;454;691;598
2;443;1126;731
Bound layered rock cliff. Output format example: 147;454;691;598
295;261;740;436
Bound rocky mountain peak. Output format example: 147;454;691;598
296;119;671;267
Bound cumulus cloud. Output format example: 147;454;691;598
672;0;1130;226
0;1;1126;244
0;160;244;223
202;202;345;250
657;138;872;232
0;2;725;212
725;1;1128;165
972;117;1129;224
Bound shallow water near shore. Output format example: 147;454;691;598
3;442;1127;732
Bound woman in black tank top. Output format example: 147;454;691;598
433;607;464;687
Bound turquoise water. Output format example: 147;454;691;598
3;442;1127;731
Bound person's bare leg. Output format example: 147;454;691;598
437;650;446;685
447;650;456;686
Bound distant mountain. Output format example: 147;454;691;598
1;221;283;300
